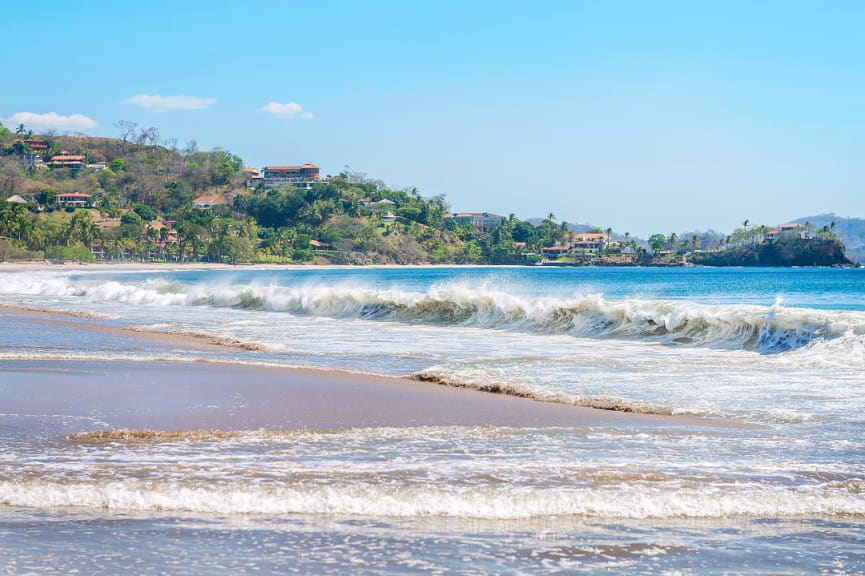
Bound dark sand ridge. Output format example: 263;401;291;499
0;306;742;432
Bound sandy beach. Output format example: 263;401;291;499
2;358;711;432
2;264;861;575
0;303;724;432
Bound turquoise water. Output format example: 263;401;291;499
1;266;864;574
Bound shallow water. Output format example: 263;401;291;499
1;266;864;573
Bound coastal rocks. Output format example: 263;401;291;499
687;238;857;268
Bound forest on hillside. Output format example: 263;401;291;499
0;122;583;264
0;121;855;266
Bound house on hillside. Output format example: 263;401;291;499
369;198;396;209
567;232;608;253
260;164;321;190
193;195;228;209
447;212;504;234
561;232;609;253
766;223;809;241
49;152;86;171
242;167;259;187
14;138;48;169
541;245;569;258
56;193;92;207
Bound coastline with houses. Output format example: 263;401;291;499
0;126;857;267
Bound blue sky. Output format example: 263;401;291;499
2;0;863;236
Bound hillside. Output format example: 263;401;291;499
791;214;865;263
1;123;860;268
0;124;566;265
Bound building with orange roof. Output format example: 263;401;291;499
261;163;320;190
541;245;570;258
49;152;86;171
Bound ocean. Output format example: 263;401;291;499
1;266;864;574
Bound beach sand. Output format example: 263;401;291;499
2;359;712;432
0;304;731;433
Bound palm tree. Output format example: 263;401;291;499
742;219;750;230
15;124;25;135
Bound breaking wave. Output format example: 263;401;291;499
1;480;863;520
3;274;865;353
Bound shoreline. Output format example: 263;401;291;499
0;304;737;431
2;358;729;431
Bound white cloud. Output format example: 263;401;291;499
125;94;216;112
259;101;315;120
4;112;98;132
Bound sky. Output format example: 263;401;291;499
2;0;864;236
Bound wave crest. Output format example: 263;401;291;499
4;274;865;353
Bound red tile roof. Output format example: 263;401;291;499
14;139;48;150
264;164;320;170
193;196;227;204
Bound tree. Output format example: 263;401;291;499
15;123;26;135
64;210;100;246
668;232;678;250
648;234;667;253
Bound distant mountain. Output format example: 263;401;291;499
791;214;865;263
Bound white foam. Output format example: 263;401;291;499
3;272;865;355
1;480;862;520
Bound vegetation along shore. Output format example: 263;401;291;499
0;122;858;267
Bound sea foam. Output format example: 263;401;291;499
3;273;864;354
1;480;862;520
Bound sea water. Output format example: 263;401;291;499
1;266;864;574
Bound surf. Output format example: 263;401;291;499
3;273;865;354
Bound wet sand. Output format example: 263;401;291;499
1;359;716;431
0;304;265;352
0;304;735;432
